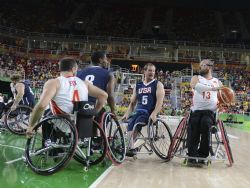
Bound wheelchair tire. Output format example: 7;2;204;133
147;118;173;160
167;117;188;161
73;120;107;166
25;115;77;175
5;105;32;135
102;113;126;164
218;120;234;166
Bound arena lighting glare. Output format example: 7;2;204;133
231;30;237;33
77;21;83;24
153;25;160;29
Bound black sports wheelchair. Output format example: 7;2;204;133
25;101;108;175
167;111;234;167
98;110;126;164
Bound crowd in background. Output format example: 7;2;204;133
1;0;250;118
0;52;249;115
1;1;250;44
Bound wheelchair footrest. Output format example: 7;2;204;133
175;154;226;162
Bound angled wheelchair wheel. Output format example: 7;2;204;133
102;113;126;164
73;120;107;166
217;120;234;166
5;105;32;135
25;116;77;175
147;118;173;160
167;117;188;161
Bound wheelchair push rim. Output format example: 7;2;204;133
25;115;78;175
147;118;173;160
102;112;126;164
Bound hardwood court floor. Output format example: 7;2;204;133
97;127;250;188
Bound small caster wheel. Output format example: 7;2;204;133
84;166;89;172
206;160;211;167
133;155;137;160
181;159;188;166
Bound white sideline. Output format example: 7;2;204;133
89;165;114;188
218;132;239;139
227;134;239;139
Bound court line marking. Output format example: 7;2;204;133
218;132;239;139
0;143;25;151
5;156;25;164
89;165;114;188
227;134;239;139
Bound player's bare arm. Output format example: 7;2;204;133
106;73;116;114
190;75;199;89
11;83;25;110
122;86;137;120
85;80;108;113
191;75;222;92
26;79;58;137
150;81;165;122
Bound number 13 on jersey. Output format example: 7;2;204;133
202;91;211;99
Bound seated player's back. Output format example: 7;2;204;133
20;80;35;106
77;66;110;102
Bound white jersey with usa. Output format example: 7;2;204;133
51;76;88;114
191;75;220;112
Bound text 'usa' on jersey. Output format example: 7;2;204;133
136;79;157;113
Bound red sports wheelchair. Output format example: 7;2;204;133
167;111;234;167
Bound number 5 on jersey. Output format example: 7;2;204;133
142;95;148;105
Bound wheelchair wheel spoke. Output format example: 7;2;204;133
103;113;125;164
25;116;77;175
148;119;173;160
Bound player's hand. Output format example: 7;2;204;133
111;111;118;120
150;112;157;123
121;113;129;121
212;86;224;91
26;126;34;138
111;110;116;116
